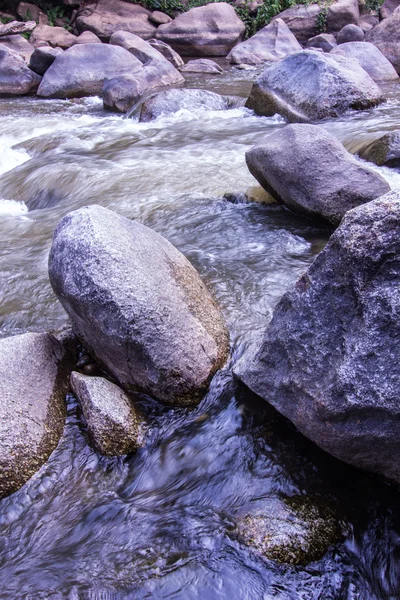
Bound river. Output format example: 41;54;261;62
0;67;400;599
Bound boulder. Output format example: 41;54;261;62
48;205;230;406
358;15;378;33
75;0;157;41
71;31;102;45
358;130;400;167
0;20;36;37
37;43;143;99
0;332;71;499
337;23;364;42
29;46;63;75
102;57;184;113
274;0;359;43
0;34;35;62
30;25;78;49
227;18;301;65
380;0;400;19
17;2;47;24
149;10;172;25
235;189;400;485
245;124;390;226
70;372;141;456
180;58;223;73
110;30;172;64
139;88;241;122
306;33;337;52
0;45;41;95
366;7;400;73
331;41;398;82
245;50;385;122
148;38;184;68
156;3;245;56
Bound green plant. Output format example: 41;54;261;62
364;0;383;11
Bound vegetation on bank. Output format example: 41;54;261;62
2;0;383;39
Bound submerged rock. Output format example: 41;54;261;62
37;43;143;98
358;130;400;168
139;88;242;122
245;50;385;122
48;205;229;406
70;372;141;456
227;18;301;66
155;3;245;56
331;41;399;82
0;45;41;95
0;332;72;499
235;189;400;485
235;496;342;565
246;124;390;226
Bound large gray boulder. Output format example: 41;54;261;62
0;332;71;499
358;130;400;167
331;41;399;82
75;0;157;41
48;205;230;406
29;25;78;49
70;372;141;456
139;88;242;122
366;7;400;73
245;50;385;122
0;46;41;95
235;189;400;485
37;43;143;99
0;34;35;62
245;124;390;226
227;18;301;65
156;3;245;56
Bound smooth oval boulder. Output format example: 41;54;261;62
227;18;301;65
0;332;71;499
156;3;245;56
180;58;223;74
337;23;364;43
75;0;156;41
48;205;230;406
37;43;143;99
245;50;385;122
29;46;63;76
139;88;242;122
0;45;41;95
235;189;400;485
30;25;78;49
70;372;141;455
245;124;390;226
331;41;399;82
366;7;400;73
358;130;400;167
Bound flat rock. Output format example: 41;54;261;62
70;372;141;455
75;0;157;41
358;130;400;167
235;189;400;485
180;58;223;73
71;30;102;45
48;205;230;406
0;20;36;37
139;88;241;122
0;34;35;61
156;2;245;56
331;41;399;82
0;45;41;95
246;123;390;226
30;24;78;49
245;50;385;122
227;18;301;65
0;332;71;499
367;7;400;73
37;43;143;99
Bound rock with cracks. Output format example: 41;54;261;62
70;372;141;456
245;124;390;226
235;189;400;485
0;332;72;499
245;50;385;122
48;205;230;406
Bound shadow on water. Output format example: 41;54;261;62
0;73;400;599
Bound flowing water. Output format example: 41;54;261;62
1;68;400;599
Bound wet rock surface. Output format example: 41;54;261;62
358;130;400;167
236;189;400;484
48;205;230;406
70;372;141;456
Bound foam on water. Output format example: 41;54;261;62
0;198;28;216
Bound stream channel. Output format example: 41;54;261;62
0;67;400;599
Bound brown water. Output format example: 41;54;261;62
0;69;400;599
